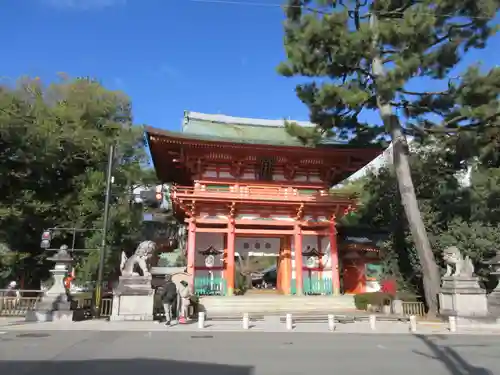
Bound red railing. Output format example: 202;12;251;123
172;185;356;203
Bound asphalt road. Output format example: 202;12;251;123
0;331;497;375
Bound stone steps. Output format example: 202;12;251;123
198;295;356;316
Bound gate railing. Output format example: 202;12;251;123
402;301;426;316
194;276;226;296
291;278;333;295
0;290;113;318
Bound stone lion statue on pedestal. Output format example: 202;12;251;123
442;246;474;278
120;240;156;277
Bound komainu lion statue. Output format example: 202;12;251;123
442;246;474;278
120;240;156;277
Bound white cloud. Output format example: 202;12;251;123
43;0;126;10
156;64;181;80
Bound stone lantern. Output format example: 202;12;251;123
25;245;74;322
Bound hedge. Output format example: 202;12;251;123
354;291;419;310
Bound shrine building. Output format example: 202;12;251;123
145;111;384;296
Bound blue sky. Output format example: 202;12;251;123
1;0;499;132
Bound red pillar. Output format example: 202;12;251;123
226;219;236;296
187;220;196;291
329;220;341;295
294;224;304;295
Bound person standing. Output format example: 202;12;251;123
178;280;192;324
160;275;177;326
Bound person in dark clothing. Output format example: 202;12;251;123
160;274;177;326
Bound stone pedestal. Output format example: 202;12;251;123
110;276;154;321
484;252;500;318
487;285;500;317
26;249;73;322
391;299;403;315
439;276;488;318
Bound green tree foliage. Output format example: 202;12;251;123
0;242;29;286
278;0;500;314
0;77;151;287
353;142;500;295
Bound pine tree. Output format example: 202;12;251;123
278;0;500;315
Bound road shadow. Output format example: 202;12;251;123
413;335;493;375
0;358;254;375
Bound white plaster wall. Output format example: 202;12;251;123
202;170;217;179
293;175;307;182
269;215;294;221
274;173;285;180
235;237;280;257
320;236;333;280
238;215;259;220
194;232;224;278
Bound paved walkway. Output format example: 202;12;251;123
2;317;500;335
0;330;498;375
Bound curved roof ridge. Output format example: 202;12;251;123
184;110;316;128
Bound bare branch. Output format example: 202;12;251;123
408;112;500;135
432;22;476;46
398;89;449;96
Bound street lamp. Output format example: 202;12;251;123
40;230;52;249
484;251;500;317
94;144;115;318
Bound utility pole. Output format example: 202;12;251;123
94;144;115;318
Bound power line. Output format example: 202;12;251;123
189;0;280;7
186;0;499;20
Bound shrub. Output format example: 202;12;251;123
354;292;393;310
354;291;420;310
395;291;419;302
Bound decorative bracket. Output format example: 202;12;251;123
295;203;305;221
190;200;197;217
284;163;297;180
229;202;237;218
186;157;205;177
321;167;338;184
230;160;245;178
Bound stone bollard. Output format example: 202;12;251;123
328;314;336;331
286;313;293;330
242;313;250;330
448;316;457;333
369;315;376;330
409;315;417;333
392;299;403;315
198;312;205;329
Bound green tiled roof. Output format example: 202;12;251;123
181;111;340;147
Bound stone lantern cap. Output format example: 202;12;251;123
47;245;73;264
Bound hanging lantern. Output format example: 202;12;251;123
306;256;318;268
198;245;224;268
205;255;215;268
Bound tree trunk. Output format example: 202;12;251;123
370;14;441;316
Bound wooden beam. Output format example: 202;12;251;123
195;227;228;233
301;221;330;228
235;219;295;227
235;228;295;235
302;230;330;235
189;217;227;224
